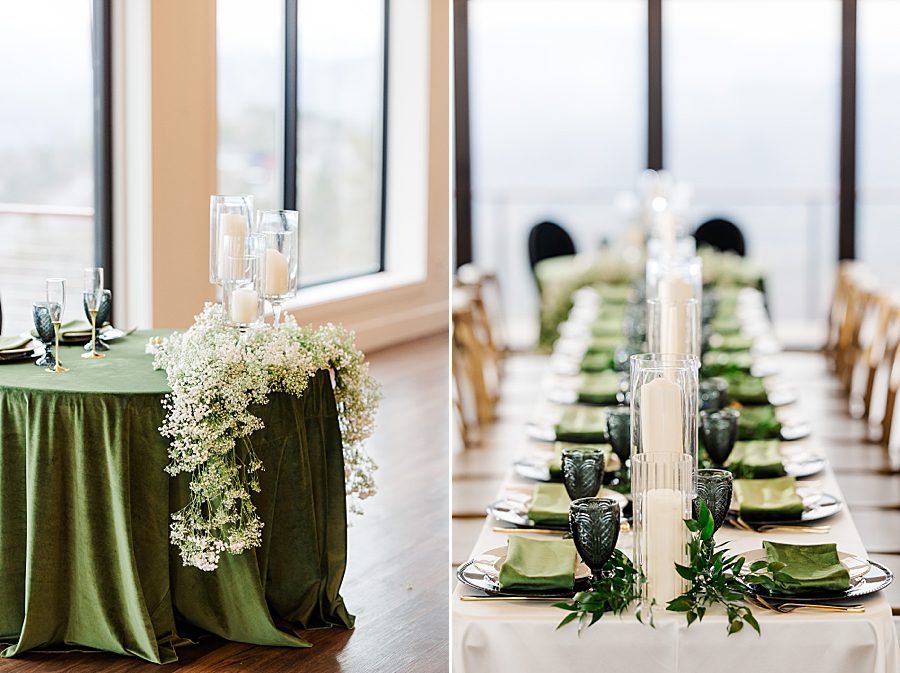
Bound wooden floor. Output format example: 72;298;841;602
0;332;450;673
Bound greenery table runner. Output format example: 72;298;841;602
0;331;352;663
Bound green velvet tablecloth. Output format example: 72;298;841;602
0;330;352;663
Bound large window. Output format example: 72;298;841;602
467;0;646;335
664;0;841;321
857;0;900;289
0;1;101;335
217;0;387;287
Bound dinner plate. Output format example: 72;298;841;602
487;487;628;530
780;420;812;442
457;551;591;598
783;453;826;478
739;549;893;602
729;490;843;526
473;545;592;583
766;386;798;407
513;451;622;482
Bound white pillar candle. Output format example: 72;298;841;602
640;377;684;455
645;488;686;604
659;277;692;355
265;248;290;296
231;287;259;324
219;214;246;279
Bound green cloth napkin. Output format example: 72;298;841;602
577;371;621;405
580;352;615;373
710;334;754;352
703;350;754;377
30;320;94;339
724;374;769;405
727;440;785;478
527;483;572;526
734;476;804;522
590;318;623;337
737;405;782;440
548;442;612;478
0;336;32;351
710;317;742;335
498;536;577;592
584;336;622;355
762;541;851;594
554;406;608;443
592;283;632;305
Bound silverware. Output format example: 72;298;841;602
728;517;830;534
460;595;562;602
747;595;864;614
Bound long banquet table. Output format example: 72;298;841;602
0;331;353;663
452;352;900;673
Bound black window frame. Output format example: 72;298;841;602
283;0;391;289
453;0;859;267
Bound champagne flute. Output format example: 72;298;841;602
82;267;105;359
46;278;68;373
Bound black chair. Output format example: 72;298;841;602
694;218;746;257
528;221;576;272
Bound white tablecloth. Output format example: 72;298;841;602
453;449;900;673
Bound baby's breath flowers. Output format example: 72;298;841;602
154;304;380;571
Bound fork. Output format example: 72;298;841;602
729;517;830;534
747;595;864;614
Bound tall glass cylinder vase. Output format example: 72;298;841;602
210;194;254;287
629;353;699;482
632;452;693;609
645;256;703;305
646;298;700;357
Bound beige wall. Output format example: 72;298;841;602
131;0;449;351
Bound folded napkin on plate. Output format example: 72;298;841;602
580;352;615;373
710;317;742;335
724;375;769;405
734;476;803;522
592;284;631;305
761;540;850;594
584;336;622;355
577;371;621;405
727;440;785;478
737;405;782;440
527;483;572;526
702;350;754;377
590;318;623;337
554;406;608;443
31;320;94;339
548;442;612;478
0;336;33;352
498;536;577;592
710;334;754;352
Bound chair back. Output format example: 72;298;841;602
527;221;576;272
694;218;746;257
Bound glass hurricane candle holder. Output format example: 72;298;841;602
255;209;299;324
647;298;700;357
210;194;254;287
629;353;699;482
224;251;265;330
645;256;703;306
631;452;692;609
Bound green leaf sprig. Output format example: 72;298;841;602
553;549;649;634
666;501;760;636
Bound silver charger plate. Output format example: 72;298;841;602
457;558;589;598
783;453;827;478
513;452;621;482
739;549;893;602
